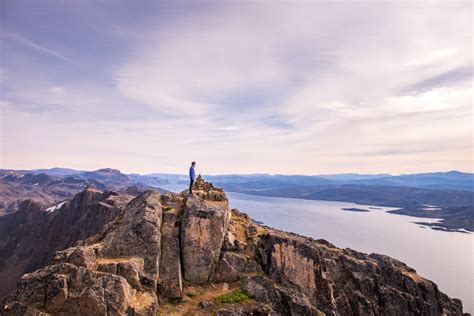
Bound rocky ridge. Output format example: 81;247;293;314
1;176;467;315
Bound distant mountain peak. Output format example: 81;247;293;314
93;168;122;173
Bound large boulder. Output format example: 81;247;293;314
213;252;261;283
240;275;322;315
180;181;231;284
2;263;157;316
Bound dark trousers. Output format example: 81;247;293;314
189;179;194;194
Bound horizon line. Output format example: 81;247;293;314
0;166;472;177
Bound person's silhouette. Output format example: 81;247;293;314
189;161;196;194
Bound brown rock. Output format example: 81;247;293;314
0;189;123;302
0;178;467;316
214;252;261;283
158;208;183;299
52;246;97;269
180;192;231;283
99;191;163;289
257;231;465;315
3;263;157;316
96;259;143;289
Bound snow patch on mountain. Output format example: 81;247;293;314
46;201;67;213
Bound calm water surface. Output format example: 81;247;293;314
163;184;473;313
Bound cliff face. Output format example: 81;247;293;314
1;176;466;315
0;189;130;301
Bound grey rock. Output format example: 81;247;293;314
198;300;215;309
180;190;231;283
100;191;163;287
214;252;261;283
256;231;464;315
158;201;183;299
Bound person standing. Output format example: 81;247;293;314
189;161;196;194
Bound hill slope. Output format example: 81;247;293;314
0;177;467;315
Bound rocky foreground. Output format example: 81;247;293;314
1;176;466;315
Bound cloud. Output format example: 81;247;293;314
0;100;11;109
1;1;472;174
3;32;72;63
401;65;473;94
48;86;67;95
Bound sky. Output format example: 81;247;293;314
0;0;472;175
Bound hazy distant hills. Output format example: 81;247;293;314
19;168;474;192
0;168;168;216
207;172;473;232
0;167;472;231
207;171;474;192
32;167;84;177
0;171;105;216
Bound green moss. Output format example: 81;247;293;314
216;288;251;304
162;205;172;211
186;291;198;298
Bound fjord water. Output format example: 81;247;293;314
227;192;473;314
162;184;472;313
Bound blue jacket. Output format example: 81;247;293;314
189;166;196;180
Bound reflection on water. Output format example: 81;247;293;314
161;184;473;314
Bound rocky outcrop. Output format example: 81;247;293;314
158;193;184;299
0;188;127;301
1;177;468;315
4;263;151;316
254;230;465;315
99;191;163;289
180;178;231;283
2;191;162;315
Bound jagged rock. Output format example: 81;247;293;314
52;246;97;269
0;179;467;316
222;230;236;251
246;224;258;238
158;206;183;299
69;187;103;209
0;189;124;301
198;300;215;309
99;191;163;289
240;275;322;315
96;258;143;289
2;190;162;315
1;301;49;316
240;275;283;309
216;304;273;316
180;191;231;283
161;192;183;206
3;263;157;315
276;285;323;316
214;252;261;282
257;230;465;315
191;175;227;201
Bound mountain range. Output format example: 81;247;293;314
0;177;468;315
0;168;472;231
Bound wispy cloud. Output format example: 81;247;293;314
0;1;472;174
3;32;72;63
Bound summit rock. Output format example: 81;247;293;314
0;177;467;315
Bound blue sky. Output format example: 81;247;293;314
0;1;472;174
